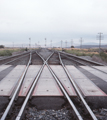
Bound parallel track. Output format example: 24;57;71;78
58;51;107;75
0;52;30;65
1;53;32;120
58;53;97;120
59;51;105;66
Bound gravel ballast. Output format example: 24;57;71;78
25;106;73;120
25;107;107;120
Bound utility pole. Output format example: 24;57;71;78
38;41;39;48
51;40;52;48
80;38;83;49
13;42;14;50
65;40;67;48
98;32;103;53
61;40;63;51
71;39;73;47
29;38;31;51
50;40;52;48
45;38;46;48
71;39;73;50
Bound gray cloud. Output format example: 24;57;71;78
0;0;107;46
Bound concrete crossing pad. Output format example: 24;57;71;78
31;65;65;109
19;65;41;96
0;65;26;96
32;65;63;96
0;65;107;110
66;65;107;108
0;65;11;72
50;65;76;96
93;66;107;73
81;66;107;82
66;66;106;96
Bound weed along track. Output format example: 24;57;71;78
0;48;107;120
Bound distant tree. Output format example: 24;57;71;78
62;48;65;51
71;46;74;48
0;45;5;48
25;47;28;51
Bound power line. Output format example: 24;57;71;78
71;39;73;46
61;40;63;51
71;39;73;47
38;41;39;48
29;38;31;50
50;40;52;48
98;32;103;53
71;39;73;50
61;40;63;48
65;40;67;48
45;38;46;47
13;42;14;49
80;37;83;49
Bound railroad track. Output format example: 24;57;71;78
58;53;97;120
0;50;98;120
59;51;105;66
57;51;107;76
48;51;107;75
0;52;32;120
0;51;53;120
0;50;43;66
0;49;107;120
0;51;30;65
37;52;98;120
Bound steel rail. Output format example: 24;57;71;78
37;52;83;120
1;53;30;65
59;51;105;66
60;53;85;66
1;53;32;120
36;51;45;62
15;52;54;120
36;51;54;63
16;64;45;120
92;66;107;74
58;52;98;120
61;53;107;75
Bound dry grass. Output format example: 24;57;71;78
0;48;26;56
51;48;107;63
51;48;99;56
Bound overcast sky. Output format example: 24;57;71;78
0;0;107;47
